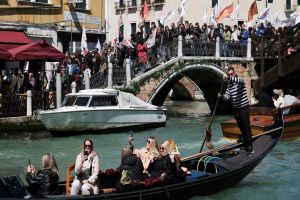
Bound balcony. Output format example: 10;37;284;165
115;1;126;10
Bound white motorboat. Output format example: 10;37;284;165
38;89;167;135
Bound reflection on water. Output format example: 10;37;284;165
0;100;300;199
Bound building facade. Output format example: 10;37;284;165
0;0;105;53
107;0;300;42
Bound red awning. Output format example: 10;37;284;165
0;30;31;50
8;40;66;61
0;47;12;60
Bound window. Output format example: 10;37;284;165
298;0;300;5
145;22;150;35
74;97;90;106
268;0;273;3
75;0;89;10
212;0;218;7
36;0;49;3
286;0;291;9
131;23;136;35
62;96;77;106
89;96;118;107
132;0;137;6
119;0;125;7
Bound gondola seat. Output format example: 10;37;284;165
66;163;75;195
186;170;208;182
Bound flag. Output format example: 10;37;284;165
230;4;239;21
105;20;111;31
178;0;187;17
202;8;208;24
216;3;234;22
95;39;101;51
118;14;124;36
257;7;271;20
248;0;258;21
289;11;300;26
81;25;87;52
211;3;219;24
122;39;134;48
142;0;150;20
272;12;287;26
160;9;175;25
146;29;156;48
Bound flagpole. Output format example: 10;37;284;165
71;20;73;53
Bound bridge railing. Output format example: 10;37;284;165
89;36;252;89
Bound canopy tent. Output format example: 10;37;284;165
0;30;31;50
0;47;12;60
8;40;65;61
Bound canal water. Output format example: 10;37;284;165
0;100;299;199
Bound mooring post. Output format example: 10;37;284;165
247;38;252;59
71;81;76;94
178;35;183;57
126;58;131;85
84;69;90;89
26;90;32;116
108;63;113;89
56;72;62;108
216;37;220;58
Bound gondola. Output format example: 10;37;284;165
222;104;300;140
0;109;284;200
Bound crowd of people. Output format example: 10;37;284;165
0;18;298;98
25;136;185;197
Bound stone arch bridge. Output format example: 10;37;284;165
127;57;254;114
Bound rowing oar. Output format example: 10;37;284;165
199;81;225;153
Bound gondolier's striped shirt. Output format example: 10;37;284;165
223;76;249;108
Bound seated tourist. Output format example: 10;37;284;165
26;153;59;197
147;140;184;184
115;146;144;192
71;139;99;195
131;136;159;174
272;89;300;115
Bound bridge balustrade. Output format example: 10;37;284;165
183;39;216;57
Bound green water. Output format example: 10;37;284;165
0;101;299;199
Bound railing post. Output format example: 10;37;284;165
178;35;183;57
247;38;252;59
56;72;62;108
126;58;131;86
26;90;32;116
216;37;220;58
84;69;90;89
108;62;113;89
71;81;76;93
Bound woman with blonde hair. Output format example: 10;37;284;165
71;139;99;195
130;136;159;174
26;153;59;197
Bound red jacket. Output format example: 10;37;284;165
137;43;148;63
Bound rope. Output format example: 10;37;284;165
196;155;220;173
196;155;209;171
203;156;220;173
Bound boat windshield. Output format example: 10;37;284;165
74;97;90;106
62;96;76;106
89;95;118;107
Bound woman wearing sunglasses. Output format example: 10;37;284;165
146;140;184;184
130;136;159;174
71;139;99;195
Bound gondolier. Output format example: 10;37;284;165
218;67;253;156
